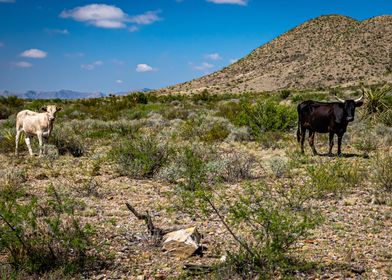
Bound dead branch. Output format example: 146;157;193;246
125;202;164;238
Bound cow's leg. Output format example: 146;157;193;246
309;131;317;155
300;126;306;153
337;133;343;156
25;136;34;156
328;132;334;156
37;132;44;157
15;129;21;156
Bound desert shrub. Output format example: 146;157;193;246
292;92;327;102
132;92;148;104
0;95;24;107
279;89;291;100
159;145;255;185
224;182;321;277
361;84;391;115
269;156;289;178
177;173;321;277
50;129;85;157
225;126;251;142
207;151;257;183
191;89;215;103
241;101;297;138
0;184;94;275
162;107;190;120
180;115;232;143
0;128;25;153
306;159;362;198
373;152;392;192
215;100;243;124
110;136;169;178
353;130;378;155
380;109;392;127
201;122;230;142
257;131;288;149
0;103;14;119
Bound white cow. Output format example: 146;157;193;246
15;105;62;157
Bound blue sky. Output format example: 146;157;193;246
0;0;391;93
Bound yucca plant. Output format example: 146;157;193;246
0;129;24;153
361;84;391;114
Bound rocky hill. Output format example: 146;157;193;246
161;14;392;94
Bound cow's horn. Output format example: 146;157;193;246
354;94;364;103
335;95;345;103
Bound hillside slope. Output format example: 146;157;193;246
161;15;392;94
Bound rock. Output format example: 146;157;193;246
162;226;201;258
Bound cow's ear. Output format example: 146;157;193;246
355;101;364;107
41;107;47;112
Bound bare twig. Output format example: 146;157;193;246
125;202;164;238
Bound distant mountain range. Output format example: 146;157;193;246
0;88;152;100
159;14;392;94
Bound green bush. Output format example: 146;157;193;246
373;152;392;192
50;130;85;157
0;128;25;154
361;84;390;115
225;182;321;277
215;101;243;124
380;109;392;127
0;183;94;275
279;90;291;100
176;175;321;277
180;115;231;143
306;159;362;198
110;136;169;178
241;100;297;138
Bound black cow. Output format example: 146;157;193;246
297;95;364;155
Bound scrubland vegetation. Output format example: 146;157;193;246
0;85;392;279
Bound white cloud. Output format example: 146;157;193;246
229;58;238;64
60;4;161;29
116;79;123;84
60;4;126;29
194;62;214;71
81;60;103;70
12;61;32;68
20;49;47;58
129;10;161;25
205;53;222;61
207;0;247;5
136;63;156;72
46;28;69;35
0;0;15;3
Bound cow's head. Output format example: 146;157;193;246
41;105;62;121
335;95;364;122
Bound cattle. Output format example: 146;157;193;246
297;95;363;156
15;105;62;157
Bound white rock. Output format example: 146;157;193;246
162;226;201;258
